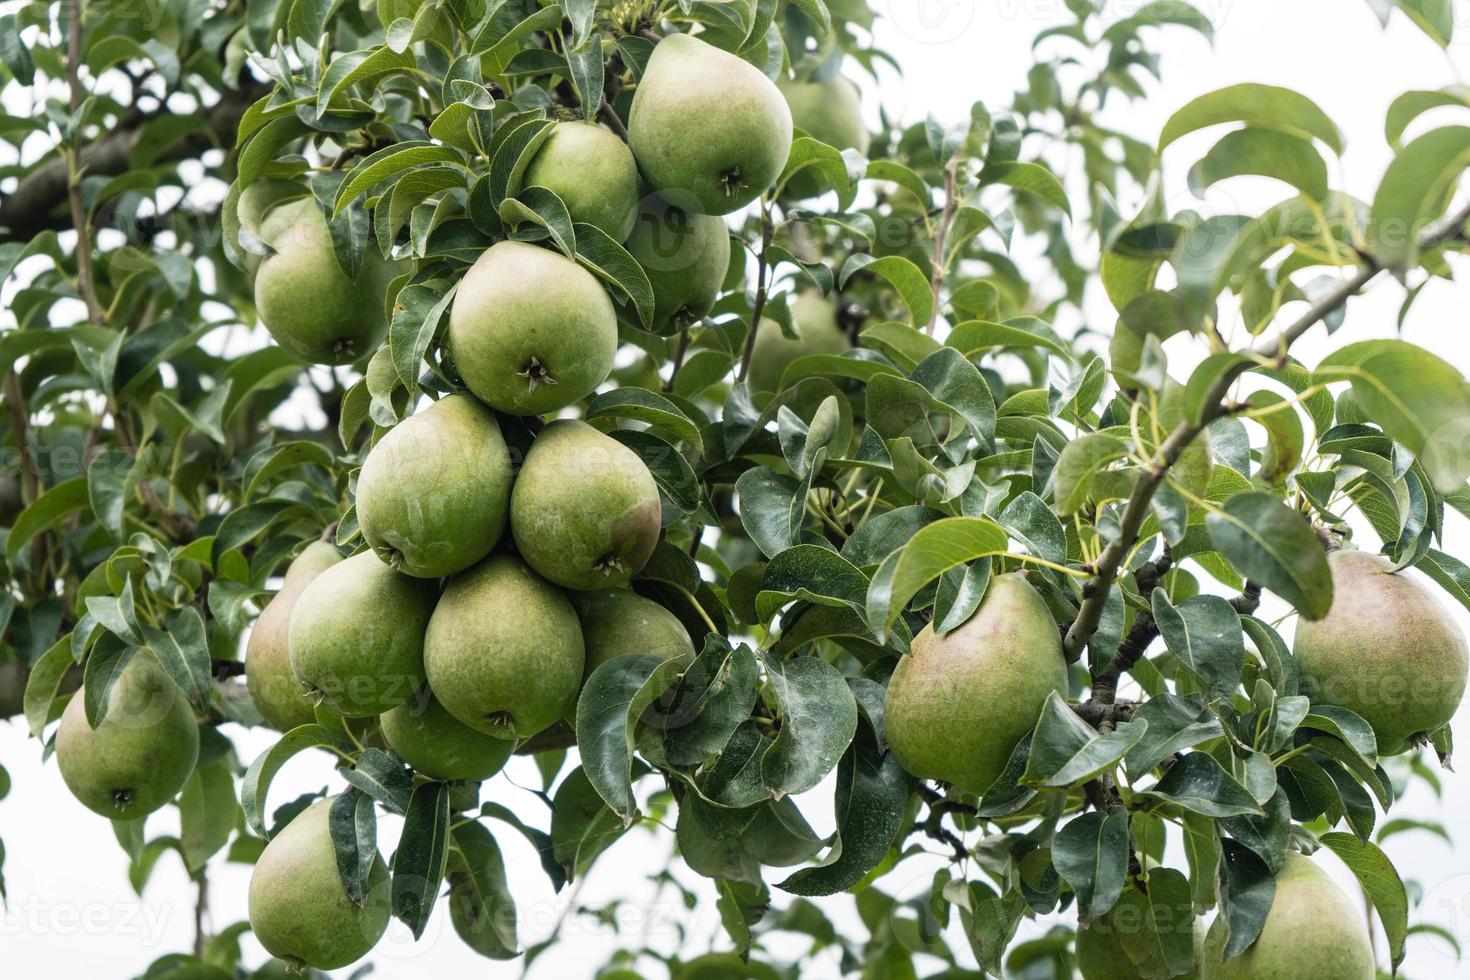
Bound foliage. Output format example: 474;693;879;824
2;0;1469;977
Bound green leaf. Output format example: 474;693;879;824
317;46;417;117
447;821;519;958
23;637;76;739
573;222;656;330
1023;692;1149;788
178;760;237;873
864;517;1010;634
1319;340;1470;492
1319;833;1408;969
1369;125;1470;269
328;790;378;906
760;654;858;798
7;478;88;562
1137;752;1263;817
1052;809;1129;920
500;185;577;257
840;254;934;328
1385;87;1470;147
142;606;212;711
341;746;414;815
1053;433;1129;515
576;655;684;824
1150;590;1243;700
586;388;703;450
241;725;351;837
979;161;1071;216
1114;869;1196;977
1205;492;1333;618
389;280;457;392
243;441;336;501
391;782;451;939
334;142;464;215
776;724;911;896
1187;128;1329;200
1158;83;1343;154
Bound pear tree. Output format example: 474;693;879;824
4;1;1470;977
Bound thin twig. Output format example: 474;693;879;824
664;328;690;394
736;204;775;384
597;98;629;141
1061;198;1470;665
926;158;959;335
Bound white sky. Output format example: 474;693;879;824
5;1;1470;977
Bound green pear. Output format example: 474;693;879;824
380;686;515;781
510;420;661;590
778;74;869;200
746;292;851;393
248;796;390;971
423;554;585;739
288;551;437;717
55;653;199;819
523;121;640;240
447;240;617;415
253;198;398;364
246;541;343;731
357;393;514;579
625;191;731;335
628;33;793;215
1078;910;1203;980
572;588;695;673
1294;549;1468;754
567;588;694;714
1201;852;1375;979
883;573;1066;793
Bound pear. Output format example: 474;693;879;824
778;74;869;200
246;541;343;731
423;554;585;739
510;420;661;590
357;393;514;579
523;121;640;240
288;551;437;717
248;796;390;970
572;588;696;674
447;241;618;415
55;653;199;819
253;198;398;364
883;573;1066;794
380;686;515;781
746;292;851;393
1201;852;1375;979
625;191;731;334
628;33;793;215
1293;549;1468;754
568;588;694;714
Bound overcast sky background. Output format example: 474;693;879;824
4;1;1470;977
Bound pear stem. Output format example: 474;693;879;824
736;202;775;384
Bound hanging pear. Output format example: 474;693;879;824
510;420;661;590
380;686;516;781
523;121;641;240
357;393;514;579
883;573;1067;794
447;241;617;416
248;796;390;970
56;653;200;819
624;191;731;335
746;291;851;393
628;33;793;215
288;551;437;717
253;197;398;364
1294;549;1467;754
423;554;585;740
1201;852;1375;979
246;540;342;731
778;74;869;200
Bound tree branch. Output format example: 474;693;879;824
1063;198;1470;665
597;98;629;141
0;83;268;240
